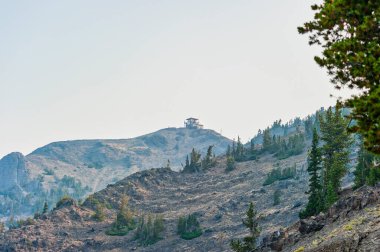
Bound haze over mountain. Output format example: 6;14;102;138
0;125;231;219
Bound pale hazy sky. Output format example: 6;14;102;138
0;0;349;158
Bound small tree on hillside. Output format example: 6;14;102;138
226;155;236;172
42;201;48;214
106;195;135;236
202;145;216;170
230;202;260;252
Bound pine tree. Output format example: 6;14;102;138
165;159;171;169
226;155;236;172
230;202;260;252
184;155;190;170
42;201;48;214
236;136;245;161
262;129;272;151
226;145;231;157
354;139;377;188
202;145;215;170
319;107;351;210
300;128;323;218
190;148;202;172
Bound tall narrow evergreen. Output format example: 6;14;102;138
319;107;351;209
300;128;322;218
230;202;260;252
42;201;48;214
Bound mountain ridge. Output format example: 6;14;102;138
0;127;232;220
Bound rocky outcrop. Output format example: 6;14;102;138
260;185;380;251
0;152;28;192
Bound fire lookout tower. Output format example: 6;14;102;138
184;118;204;129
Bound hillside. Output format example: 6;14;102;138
0;152;310;251
0;127;231;219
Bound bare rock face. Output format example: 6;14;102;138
299;215;325;235
260;185;380;252
0;152;28;192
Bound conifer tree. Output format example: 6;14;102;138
42;201;48;214
202;145;215;170
319;107;351;209
189;148;202;172
226;145;231;157
226;155;236;172
236;136;245;161
298;0;380;154
165;159;171;169
300;128;323;218
354;139;378;188
230;202;260;252
262;129;272;151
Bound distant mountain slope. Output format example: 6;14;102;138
0;152;310;251
0;127;232;219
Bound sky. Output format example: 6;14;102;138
0;0;353;158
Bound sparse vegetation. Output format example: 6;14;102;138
93;203;106;222
43;168;54;175
294;246;305;252
55;195;75;209
177;214;203;240
226;155;236;172
106;196;135;236
263;164;297;186
273;189;281;206
134;214;164;246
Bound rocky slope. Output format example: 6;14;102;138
0;152;310;251
261;185;380;252
0;128;231;219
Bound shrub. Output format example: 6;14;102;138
134;214;164;245
273;189;281;206
55;195;75;209
106;196;135;236
93;204;106;222
225;156;236;172
263;165;297;186
177;214;202;240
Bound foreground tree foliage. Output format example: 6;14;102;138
298;0;380;154
230;202;260;252
177;214;203;240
